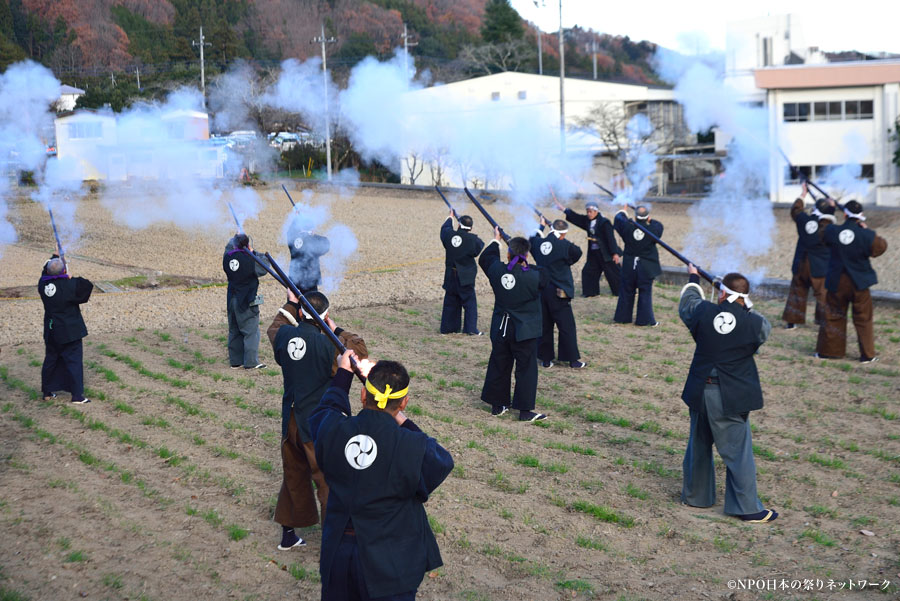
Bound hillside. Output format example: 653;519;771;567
0;0;661;85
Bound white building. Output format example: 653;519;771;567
398;71;686;190
756;61;900;205
56;85;85;112
725;15;900;205
54;108;225;181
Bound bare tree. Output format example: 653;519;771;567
405;152;424;184
458;41;531;75
571;101;684;186
427;147;449;186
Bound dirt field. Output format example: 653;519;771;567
1;184;899;601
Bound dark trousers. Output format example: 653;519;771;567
322;534;417;601
581;251;620;296
538;286;579;363
816;273;876;360
440;275;478;334
481;319;538;410
41;338;84;400
614;265;656;325
275;414;328;528
781;258;826;325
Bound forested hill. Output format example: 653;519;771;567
0;0;661;89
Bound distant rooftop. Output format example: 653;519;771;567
59;84;85;95
754;60;900;89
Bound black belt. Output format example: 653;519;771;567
705;377;719;385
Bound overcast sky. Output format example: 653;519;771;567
509;0;900;56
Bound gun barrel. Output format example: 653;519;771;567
463;187;510;242
261;252;367;383
532;205;545;220
434;186;459;220
281;184;297;207
629;218;717;285
779;147;843;208
227;202;244;234
593;182;616;197
47;207;66;270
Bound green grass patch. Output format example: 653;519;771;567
227;524;249;541
65;550;87;562
799;528;836;547
575;536;607;551
624;483;649;500
571;500;634;527
807;454;846;470
545;441;596;456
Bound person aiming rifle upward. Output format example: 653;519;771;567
556;198;621;296
439;209;485;335
613;204;663;327
224;232;271;370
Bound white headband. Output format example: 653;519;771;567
811;209;836;223
459;224;472;230
551;225;568;235
843;207;866;221
301;307;329;321
635;213;649;221
720;282;752;308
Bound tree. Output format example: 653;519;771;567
459;40;529;75
571;101;681;190
404;152;423;184
480;0;523;44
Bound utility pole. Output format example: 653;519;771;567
312;24;337;181
192;26;211;106
135;67;141;90
400;23;418;82
558;0;566;155
590;39;598;80
110;71;116;87
533;0;544;75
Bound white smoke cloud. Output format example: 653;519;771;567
654;50;775;281
320;223;357;294
0;60;63;257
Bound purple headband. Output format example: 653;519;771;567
508;255;529;271
40;274;70;282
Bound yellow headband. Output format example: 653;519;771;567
364;379;409;409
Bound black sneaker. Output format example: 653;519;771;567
466;331;484;336
278;529;307;550
518;411;548;422
783;323;797;330
244;363;267;370
491;405;509;417
541;360;554;368
70;398;91;405
230;364;242;369
859;356;878;364
569;360;586;369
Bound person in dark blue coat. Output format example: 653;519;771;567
479;228;550;421
529;218;585;368
439;211;484;335
679;265;777;523
815;201;888;362
557;199;621;296
310;350;453;601
223;233;270;369
39;255;93;404
286;228;330;293
613;205;663;326
782;183;836;329
266;290;367;551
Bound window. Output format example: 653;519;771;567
828;101;842;120
785;165;812;183
783;102;810;122
491;91;500;101
860;100;873;119
845;100;860;119
68;121;102;139
860;164;875;181
517;90;526;100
